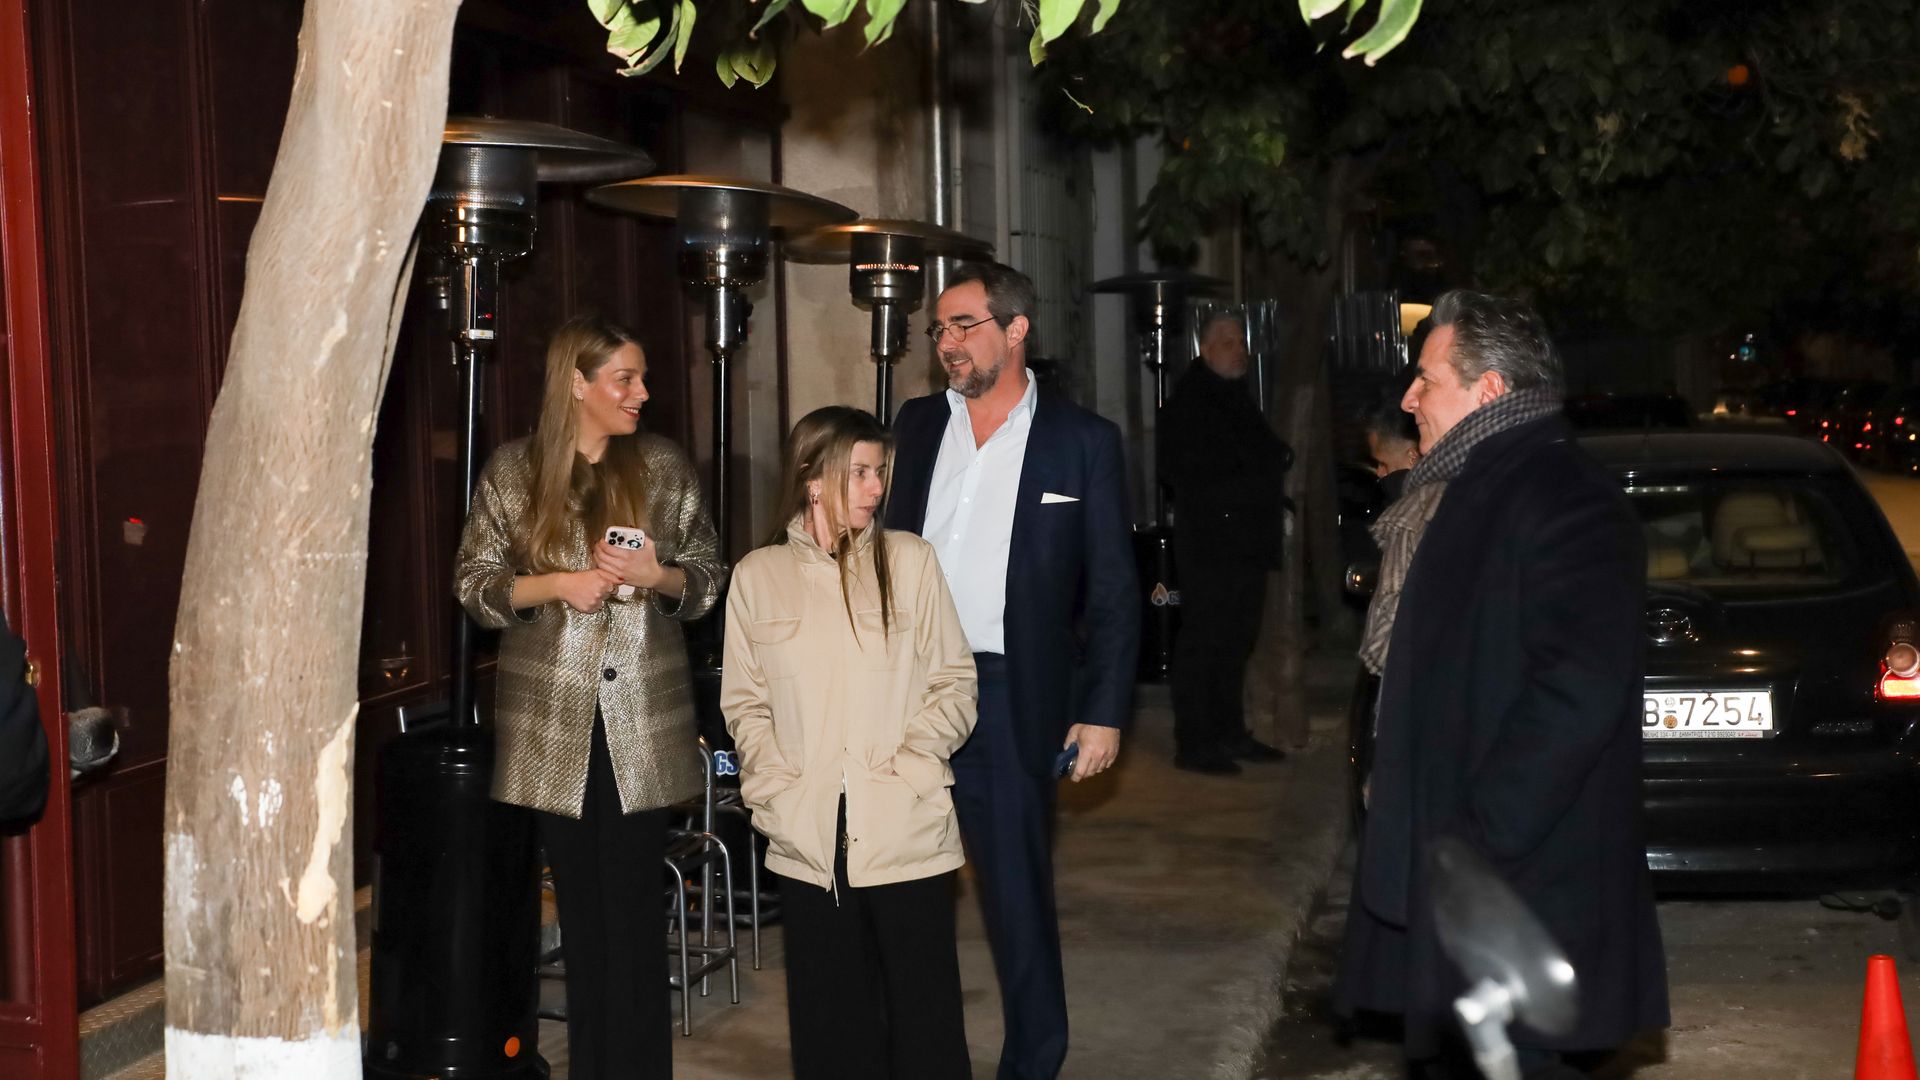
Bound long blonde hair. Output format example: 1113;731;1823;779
766;406;893;636
519;314;651;573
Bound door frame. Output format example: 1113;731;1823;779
0;0;79;1076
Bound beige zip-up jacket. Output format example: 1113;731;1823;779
721;519;977;891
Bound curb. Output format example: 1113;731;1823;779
1211;740;1354;1080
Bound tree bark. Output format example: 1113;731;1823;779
1242;153;1372;749
163;0;461;1074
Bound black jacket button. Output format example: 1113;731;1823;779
603;667;617;681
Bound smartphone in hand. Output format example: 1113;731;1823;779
605;526;647;550
604;526;647;601
1053;742;1079;779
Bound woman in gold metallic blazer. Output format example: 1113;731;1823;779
455;313;723;1080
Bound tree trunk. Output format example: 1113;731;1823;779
1242;153;1372;749
163;0;461;1074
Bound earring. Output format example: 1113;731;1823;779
810;492;819;505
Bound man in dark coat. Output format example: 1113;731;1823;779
1160;313;1292;774
0;622;48;823
1336;290;1669;1075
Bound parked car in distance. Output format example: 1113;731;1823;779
1815;379;1891;459
1349;431;1920;892
1873;384;1920;472
1759;376;1844;432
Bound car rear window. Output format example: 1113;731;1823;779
1626;479;1867;597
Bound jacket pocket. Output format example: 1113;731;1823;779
747;615;804;680
852;608;914;670
855;757;956;877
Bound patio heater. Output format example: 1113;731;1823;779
585;176;856;557
786;219;991;421
365;117;651;1080
1091;269;1226;682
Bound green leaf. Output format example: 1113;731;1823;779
717;51;739;88
864;0;909;46
1039;0;1089;44
1030;27;1047;65
621;0;681;76
1343;0;1423;66
607;9;663;59
673;0;696;71
1090;0;1122;35
801;0;860;29
734;39;777;86
1342;0;1366;32
587;0;632;24
1300;0;1346;21
751;0;792;36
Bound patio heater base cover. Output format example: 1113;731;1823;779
364;727;547;1080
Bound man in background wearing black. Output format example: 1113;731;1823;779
1;623;48;823
1161;312;1292;776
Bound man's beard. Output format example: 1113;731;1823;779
946;353;1006;399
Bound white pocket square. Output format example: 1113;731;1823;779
1041;492;1079;504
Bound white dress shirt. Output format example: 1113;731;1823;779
923;373;1036;655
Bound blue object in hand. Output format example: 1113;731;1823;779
1053;743;1079;779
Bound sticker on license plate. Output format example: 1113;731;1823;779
1642;689;1775;739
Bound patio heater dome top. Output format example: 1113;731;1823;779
1089;268;1229;296
584;174;859;231
786;219;995;420
441;115;655;184
784;218;992;264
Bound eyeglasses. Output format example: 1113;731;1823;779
924;316;999;344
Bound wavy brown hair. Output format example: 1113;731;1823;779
518;314;651;573
766;406;894;638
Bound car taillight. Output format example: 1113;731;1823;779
1786;409;1799;417
1879;672;1920;699
1879;632;1920;701
1898;416;1906;426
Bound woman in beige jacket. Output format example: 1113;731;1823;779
455;314;723;1080
722;405;977;1080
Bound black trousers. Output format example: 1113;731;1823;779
952;653;1069;1080
778;800;970;1080
1171;551;1268;758
535;717;673;1080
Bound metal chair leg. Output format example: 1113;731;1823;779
700;856;714;997
667;856;692;1037
714;838;740;1004
748;839;762;970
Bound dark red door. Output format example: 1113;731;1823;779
0;0;79;1075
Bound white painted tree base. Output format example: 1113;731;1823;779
166;1026;360;1078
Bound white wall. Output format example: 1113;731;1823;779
778;12;936;435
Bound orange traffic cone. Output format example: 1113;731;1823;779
1858;954;1919;1080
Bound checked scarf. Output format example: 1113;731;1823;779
1358;386;1564;675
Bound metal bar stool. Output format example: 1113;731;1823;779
663;739;740;1034
710;748;776;969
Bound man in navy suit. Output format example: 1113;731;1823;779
886;262;1140;1080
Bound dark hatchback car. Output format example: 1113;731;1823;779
1350;432;1920;891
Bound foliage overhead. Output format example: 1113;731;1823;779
584;0;1413;89
1038;0;1920;344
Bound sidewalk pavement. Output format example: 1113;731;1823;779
530;650;1360;1080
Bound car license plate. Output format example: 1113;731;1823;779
1643;689;1774;739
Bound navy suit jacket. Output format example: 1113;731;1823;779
886;387;1141;776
